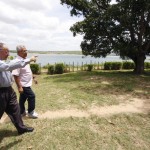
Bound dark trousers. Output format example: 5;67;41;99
0;87;26;132
19;87;35;114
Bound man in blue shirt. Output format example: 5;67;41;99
0;42;37;135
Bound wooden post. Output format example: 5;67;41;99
69;62;70;72
39;63;41;74
73;62;74;72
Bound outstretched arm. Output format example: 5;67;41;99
0;56;37;72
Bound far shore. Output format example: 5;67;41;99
10;50;82;55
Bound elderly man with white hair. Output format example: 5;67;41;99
12;45;38;119
0;42;37;134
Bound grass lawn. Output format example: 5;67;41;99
0;70;150;150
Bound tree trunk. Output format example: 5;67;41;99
133;54;146;74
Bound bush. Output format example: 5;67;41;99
144;62;150;69
104;62;122;70
104;62;112;70
43;63;50;69
55;63;65;74
122;61;135;69
111;62;122;70
48;65;55;75
87;64;93;71
30;64;40;74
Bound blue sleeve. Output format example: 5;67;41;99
0;59;30;72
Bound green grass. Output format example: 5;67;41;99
0;70;150;150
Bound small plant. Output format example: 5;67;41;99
144;62;150;69
8;56;14;60
87;64;93;71
30;64;40;74
122;61;135;69
104;62;112;70
111;62;122;70
48;65;55;75
43;63;50;69
55;63;65;74
104;62;122;70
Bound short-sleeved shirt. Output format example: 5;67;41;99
12;56;32;87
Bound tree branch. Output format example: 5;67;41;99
93;0;107;10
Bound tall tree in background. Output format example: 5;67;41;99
60;0;150;74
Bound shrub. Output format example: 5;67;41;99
104;62;122;70
87;64;93;71
122;61;135;69
55;63;65;74
43;63;50;69
144;62;150;69
30;64;40;74
111;62;122;70
104;62;112;70
48;65;55;75
8;56;14;60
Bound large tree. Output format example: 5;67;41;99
60;0;150;74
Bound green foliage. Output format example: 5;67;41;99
55;63;65;74
144;62;150;69
104;62;112;70
8;56;14;60
87;64;93;71
60;0;150;74
48;65;55;75
104;62;122;70
43;63;50;69
30;64;40;74
122;61;135;69
111;62;122;70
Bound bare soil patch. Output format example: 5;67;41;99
1;97;149;124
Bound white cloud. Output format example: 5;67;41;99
0;0;83;51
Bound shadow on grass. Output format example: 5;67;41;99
43;70;150;98
44;70;150;83
0;130;21;150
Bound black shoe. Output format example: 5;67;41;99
18;127;34;135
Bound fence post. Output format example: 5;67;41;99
73;62;74;72
98;62;99;70
39;63;41;74
69;62;70;72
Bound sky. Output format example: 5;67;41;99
0;0;116;51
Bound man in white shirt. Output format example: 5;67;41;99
12;45;38;119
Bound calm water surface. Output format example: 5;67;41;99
10;53;150;66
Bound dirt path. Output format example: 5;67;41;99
0;98;149;124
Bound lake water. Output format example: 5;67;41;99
10;53;150;66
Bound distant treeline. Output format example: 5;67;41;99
9;50;82;55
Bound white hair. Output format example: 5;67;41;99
16;45;26;52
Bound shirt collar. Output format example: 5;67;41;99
17;55;26;60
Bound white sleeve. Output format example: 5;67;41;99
12;68;20;76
